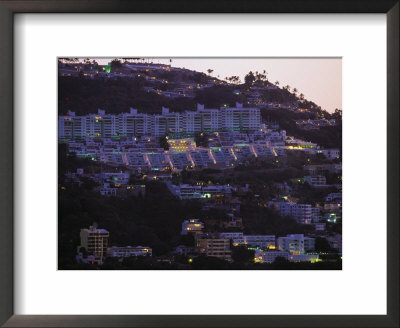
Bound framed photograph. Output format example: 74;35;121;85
0;1;398;327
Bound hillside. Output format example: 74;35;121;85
58;60;342;148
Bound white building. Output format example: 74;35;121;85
107;246;152;257
304;175;327;187
277;234;315;255
326;193;342;202
219;232;244;245
268;201;312;224
173;184;234;200
319;148;340;159
100;183;117;196
59;104;261;140
244;235;276;249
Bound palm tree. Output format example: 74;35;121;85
207;69;214;76
293;88;298;95
274;81;280;86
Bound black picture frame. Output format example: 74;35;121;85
0;1;398;327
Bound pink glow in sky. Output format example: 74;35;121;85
93;57;342;113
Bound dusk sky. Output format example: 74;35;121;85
92;57;342;113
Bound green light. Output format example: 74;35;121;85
201;193;211;198
105;63;111;73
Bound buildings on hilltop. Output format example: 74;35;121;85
59;103;261;140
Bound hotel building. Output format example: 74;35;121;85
59;104;261;140
78;225;109;259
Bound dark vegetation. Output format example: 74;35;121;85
261;108;342;149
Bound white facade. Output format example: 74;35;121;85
277;234;303;254
277;234;315;254
268;201;312;224
59;105;261;140
173;184;234;200
219;232;245;245
244;235;276;249
100;183;117;196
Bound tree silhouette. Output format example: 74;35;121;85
244;71;256;86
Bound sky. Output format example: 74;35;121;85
91;57;342;113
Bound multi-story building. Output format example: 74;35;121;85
168;138;196;152
291;204;313;224
181;219;204;235
318;148;340;159
78;225;109;260
196;237;232;261
100;183;117;196
311;207;321;222
268;200;312;224
277;234;315;254
59;104;261;140
170;184;234;200
107;246;152;258
277;234;305;255
219;232;245;245
304;175;327;187
244;235;276;249
325;192;342;203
